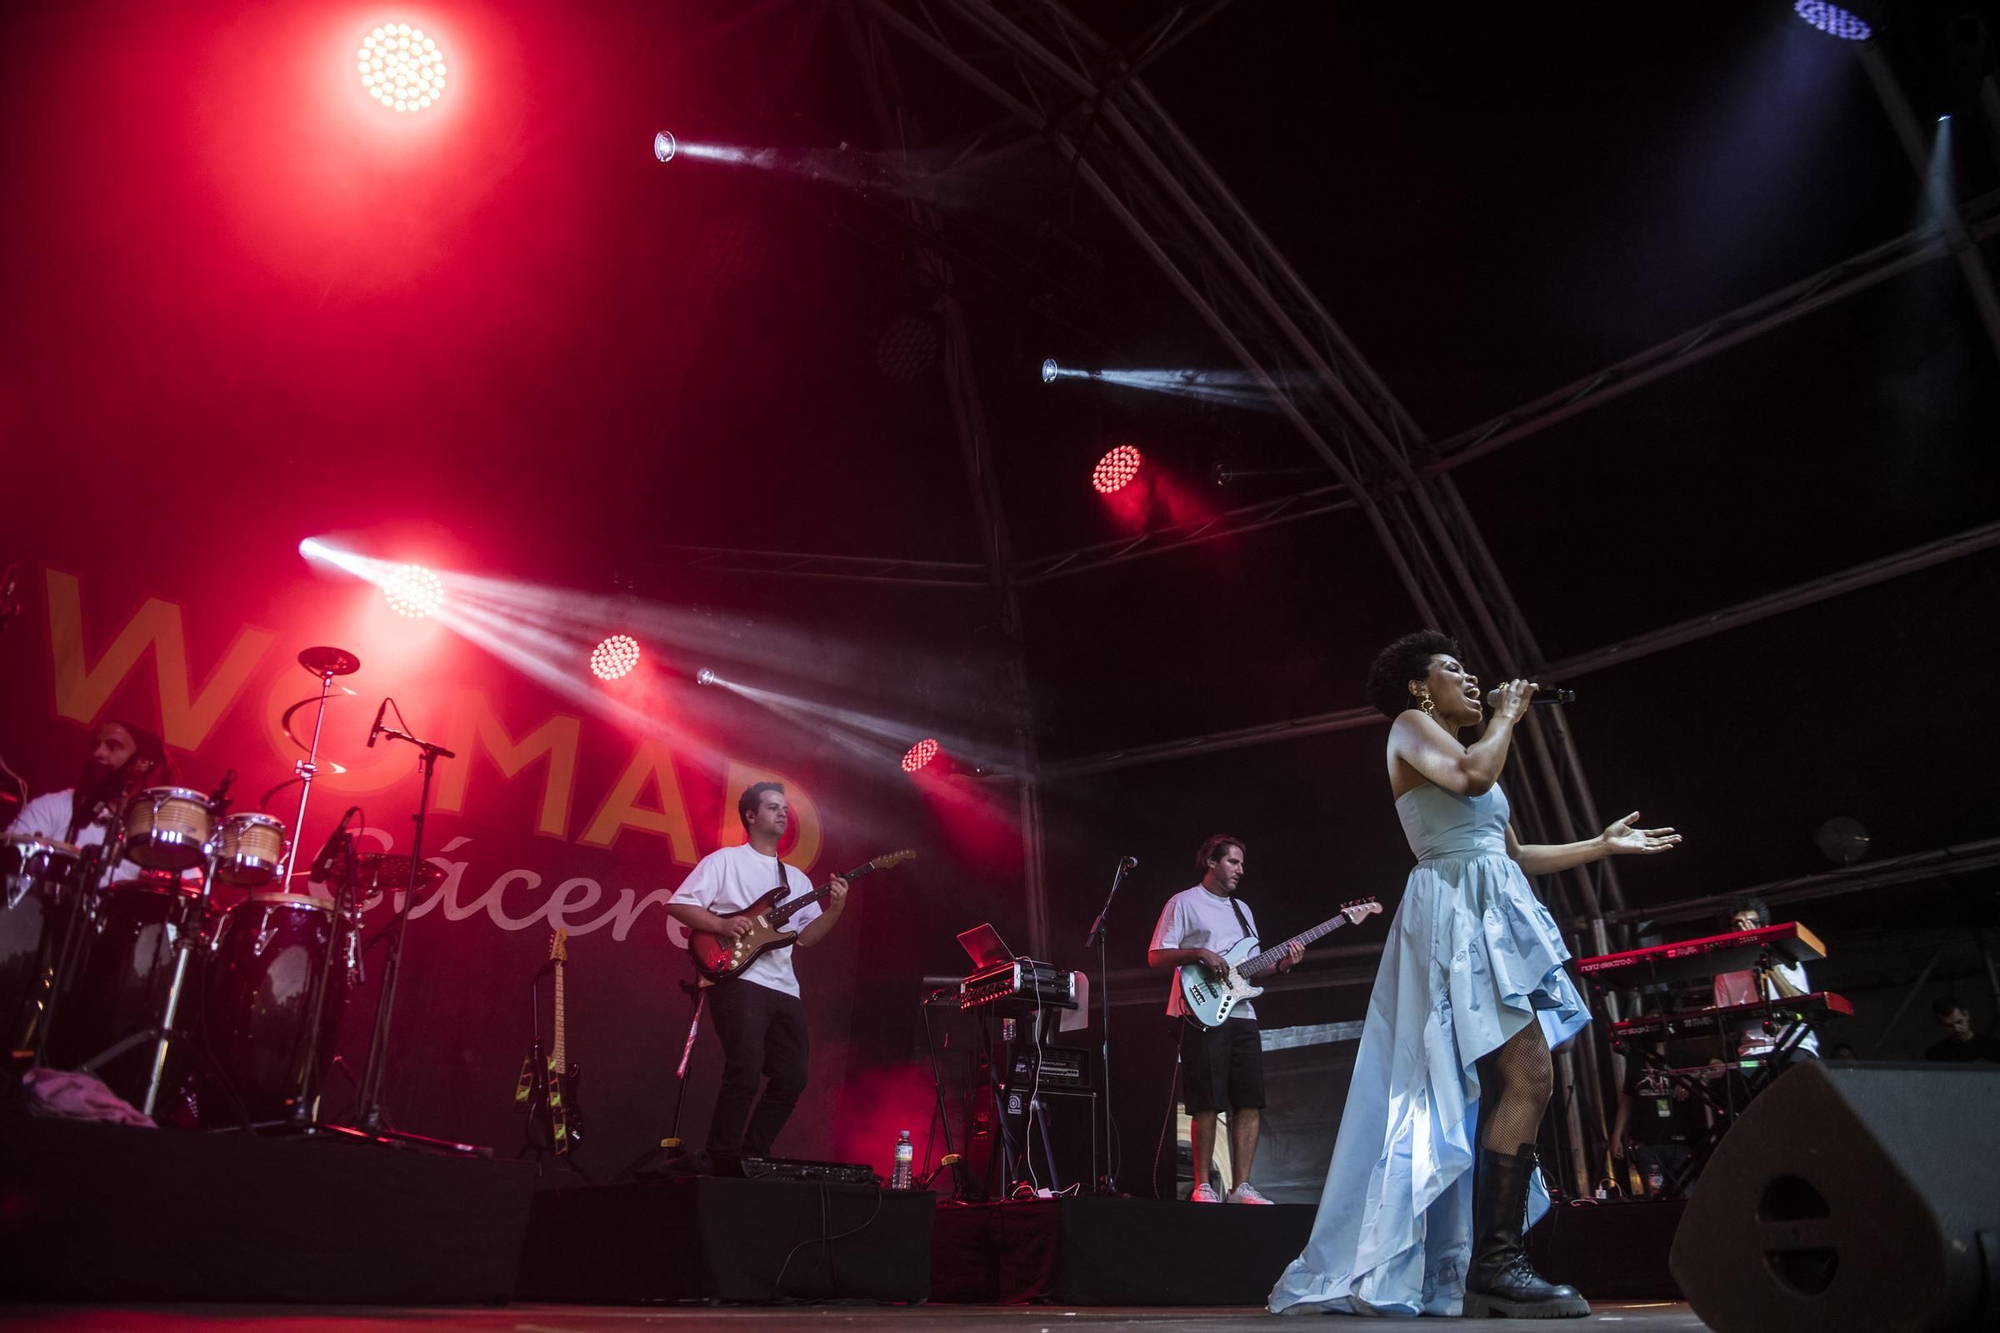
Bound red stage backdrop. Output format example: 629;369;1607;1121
0;546;971;1173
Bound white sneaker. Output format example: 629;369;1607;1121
1189;1182;1222;1203
1227;1182;1275;1204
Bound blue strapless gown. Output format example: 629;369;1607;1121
1268;782;1589;1317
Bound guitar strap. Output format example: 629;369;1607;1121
1225;893;1254;946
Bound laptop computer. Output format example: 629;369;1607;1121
956;923;1013;970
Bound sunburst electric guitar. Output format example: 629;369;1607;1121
516;930;584;1154
1179;899;1384;1028
688;849;916;982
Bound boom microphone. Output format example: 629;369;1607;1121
367;698;388;747
308;805;361;880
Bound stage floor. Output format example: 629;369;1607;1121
2;1302;1709;1330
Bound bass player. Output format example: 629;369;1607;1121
666;781;848;1169
1147;834;1301;1204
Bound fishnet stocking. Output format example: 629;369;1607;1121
1477;1019;1553;1155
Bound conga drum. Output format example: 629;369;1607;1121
45;874;197;1106
201;893;349;1123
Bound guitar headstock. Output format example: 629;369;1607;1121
549;930;570;963
870;848;918;870
1342;899;1383;925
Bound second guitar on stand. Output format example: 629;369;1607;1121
517;930;584;1156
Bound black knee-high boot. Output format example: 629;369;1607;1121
1463;1143;1590;1319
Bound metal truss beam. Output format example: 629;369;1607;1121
841;4;1053;957
644;484;1359;588
1430;189;2000;474
1577;835;2000;932
643;544;988;587
1043;515;2000;779
650;187;2000;588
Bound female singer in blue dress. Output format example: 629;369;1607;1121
1270;630;1679;1318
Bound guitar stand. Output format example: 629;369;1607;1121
624;982;710;1181
519;1142;594;1181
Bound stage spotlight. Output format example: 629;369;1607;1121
359;23;448;113
589;634;642;681
299;538;328;559
1792;1;1872;40
695;668;718;686
1041;358;1059;384
1091;445;1143;495
382;564;444;618
877;315;940;380
654;131;677;163
901;739;940;773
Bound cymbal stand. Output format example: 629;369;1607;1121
277;661;340;889
352;706;461;1145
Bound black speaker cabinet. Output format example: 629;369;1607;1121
1669;1061;2000;1332
962;1083;1099;1200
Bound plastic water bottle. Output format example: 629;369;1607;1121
891;1129;914;1190
1647;1162;1665;1197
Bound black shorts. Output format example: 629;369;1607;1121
1179;1016;1265;1114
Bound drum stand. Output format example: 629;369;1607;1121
27;836;115;1068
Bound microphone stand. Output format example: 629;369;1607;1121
1083;857;1135;1195
348;714;480;1154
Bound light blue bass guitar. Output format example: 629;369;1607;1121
1178;899;1383;1028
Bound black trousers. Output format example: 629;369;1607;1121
704;979;810;1159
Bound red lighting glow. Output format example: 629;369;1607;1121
383;564;444;618
589;634;642;681
359;23;448;113
1091;445;1142;494
901;739;940;773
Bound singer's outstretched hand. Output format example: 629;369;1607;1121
1601;811;1680;855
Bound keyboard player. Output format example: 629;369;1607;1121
1712;897;1819;1064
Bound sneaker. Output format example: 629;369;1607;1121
1227;1182;1275;1205
1189;1182;1222;1203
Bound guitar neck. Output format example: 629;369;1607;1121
551;959;566;1069
1241;914;1351;978
769;859;878;925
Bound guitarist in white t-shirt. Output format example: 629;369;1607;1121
1148;834;1301;1204
667;781;848;1169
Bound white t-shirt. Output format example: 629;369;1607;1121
668;843;824;998
1713;962;1820;1058
1151;884;1261;1020
6;789;150;884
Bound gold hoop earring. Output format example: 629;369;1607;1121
1419;695;1435;716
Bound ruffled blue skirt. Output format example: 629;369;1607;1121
1268;851;1589;1317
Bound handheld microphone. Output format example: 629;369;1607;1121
367;698;388;747
1484;688;1576;709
